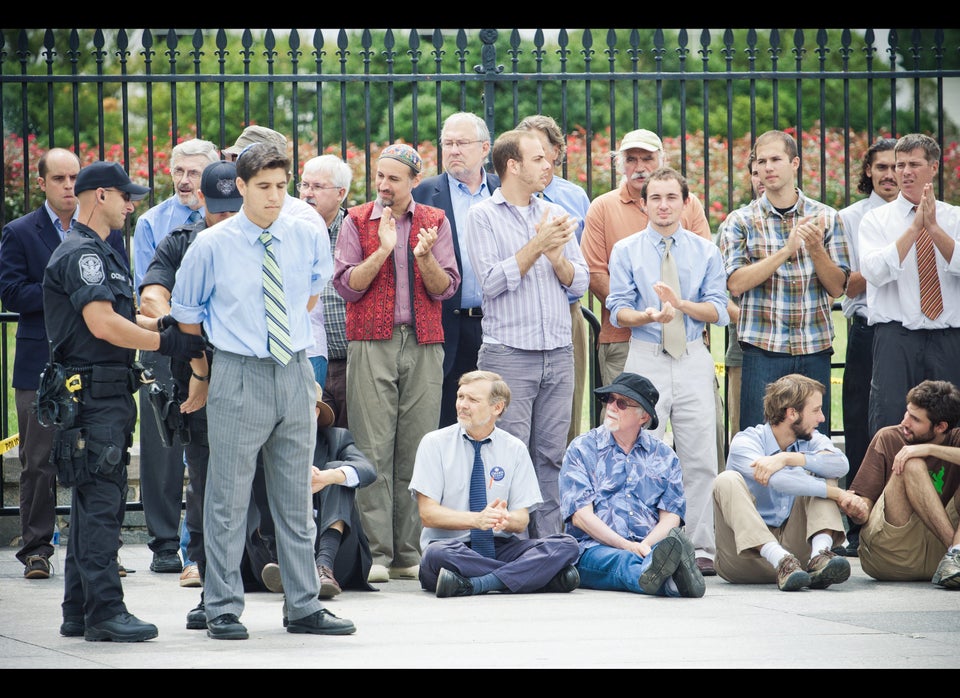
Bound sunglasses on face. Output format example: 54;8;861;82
598;394;642;410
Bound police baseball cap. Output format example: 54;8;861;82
75;161;150;200
200;160;242;213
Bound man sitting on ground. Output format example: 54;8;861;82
409;370;580;597
713;374;852;591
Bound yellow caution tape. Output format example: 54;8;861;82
0;433;20;454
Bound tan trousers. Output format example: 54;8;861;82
348;328;443;569
712;470;845;584
567;301;588;445
859;493;959;581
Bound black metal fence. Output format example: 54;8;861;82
2;27;957;516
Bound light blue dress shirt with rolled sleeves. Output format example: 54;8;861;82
606;226;729;343
170;208;332;358
726;423;849;528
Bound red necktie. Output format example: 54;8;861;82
913;206;944;320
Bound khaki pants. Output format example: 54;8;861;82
712;470;845;584
567;301;588;445
859;493;959;581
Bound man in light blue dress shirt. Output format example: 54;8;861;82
713;374;851;591
171;142;354;639
606;167;728;574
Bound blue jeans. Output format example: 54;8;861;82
180;516;192;567
576;543;676;596
310;356;328;389
740;343;832;434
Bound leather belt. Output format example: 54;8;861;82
456;306;483;318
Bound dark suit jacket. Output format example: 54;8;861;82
313;426;378;591
412;170;500;376
0;206;127;389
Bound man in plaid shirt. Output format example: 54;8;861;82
719;130;850;435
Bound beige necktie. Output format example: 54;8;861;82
913;206;944;320
661;237;687;359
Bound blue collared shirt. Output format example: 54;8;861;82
606;226;729;343
44;200;77;240
726;423;849;528
133;195;205;295
541;175;591;302
171;207;332;359
560;425;686;555
448;172;492;309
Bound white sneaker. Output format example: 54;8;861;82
367;564;389;583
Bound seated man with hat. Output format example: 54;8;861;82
559;372;706;597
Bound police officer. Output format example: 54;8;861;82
42;160;206;642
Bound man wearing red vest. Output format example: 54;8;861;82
333;143;461;584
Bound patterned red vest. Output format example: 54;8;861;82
344;201;446;345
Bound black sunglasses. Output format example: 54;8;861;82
103;187;132;202
598;394;642;410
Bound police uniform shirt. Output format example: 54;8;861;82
43;222;136;366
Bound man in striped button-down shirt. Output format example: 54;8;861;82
464;129;589;539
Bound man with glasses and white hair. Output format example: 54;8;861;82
132;137;219;577
559;371;706;598
413;112;500;428
300;154;353;425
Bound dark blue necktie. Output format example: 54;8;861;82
465;435;495;558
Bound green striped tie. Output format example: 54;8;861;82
259;230;293;365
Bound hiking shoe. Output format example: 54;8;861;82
776;554;811;591
806;548;851;589
24;555;51;579
667;528;706;598
318;566;342;599
932;550;960;589
638;534;682;595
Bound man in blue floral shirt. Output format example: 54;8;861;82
559;372;705;597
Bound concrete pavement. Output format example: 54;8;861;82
1;542;958;669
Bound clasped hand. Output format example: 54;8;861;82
476;497;511;533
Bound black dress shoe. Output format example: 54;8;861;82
150;550;182;574
286;608;356;635
206;613;248;640
84;612;158;642
435;568;474;598
186;599;206;630
538;564;580;593
60;616;84;637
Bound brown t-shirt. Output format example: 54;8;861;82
850;425;960;506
